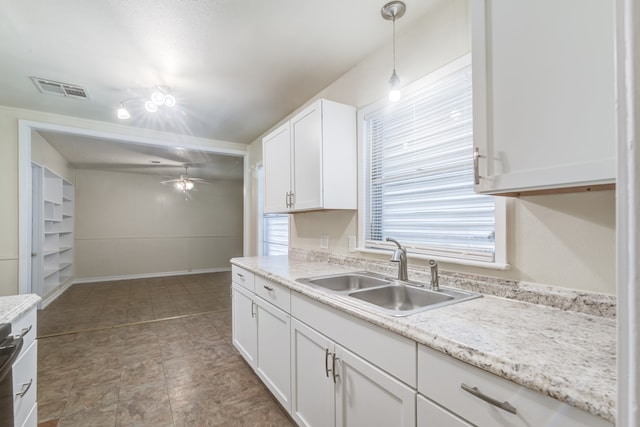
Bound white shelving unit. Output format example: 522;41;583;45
38;167;74;304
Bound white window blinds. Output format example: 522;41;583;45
263;213;289;256
364;64;496;263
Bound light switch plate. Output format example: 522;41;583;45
320;234;329;249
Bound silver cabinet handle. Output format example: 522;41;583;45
285;192;291;208
263;285;274;291
325;348;331;378
461;383;517;415
473;147;481;185
16;379;33;398
332;353;339;384
14;325;32;339
236;272;245;281
250;301;256;318
290;192;295;208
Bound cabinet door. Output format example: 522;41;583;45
263;122;292;213
472;0;615;194
334;345;416;427
417;394;472;427
255;297;291;412
231;284;257;367
290;319;335;427
291;101;323;210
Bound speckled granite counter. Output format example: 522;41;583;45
0;294;40;324
230;255;616;423
0;294;40;323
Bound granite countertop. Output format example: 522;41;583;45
231;255;616;423
0;294;40;324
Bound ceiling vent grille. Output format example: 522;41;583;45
30;77;89;99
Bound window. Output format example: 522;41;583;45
359;56;506;267
257;163;289;256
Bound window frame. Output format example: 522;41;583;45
256;162;289;256
357;54;509;269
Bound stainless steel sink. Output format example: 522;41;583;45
297;272;391;292
349;285;452;310
297;271;481;316
348;284;479;316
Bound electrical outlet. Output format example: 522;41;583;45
320;234;329;249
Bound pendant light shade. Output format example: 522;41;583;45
381;1;406;103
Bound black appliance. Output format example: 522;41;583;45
0;323;23;427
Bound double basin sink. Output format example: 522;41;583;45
297;271;481;317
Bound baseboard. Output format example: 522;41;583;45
40;278;75;309
71;267;231;285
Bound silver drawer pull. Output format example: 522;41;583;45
14;325;32;339
461;383;517;415
236;273;245;280
332;353;339;384
16;379;33;398
263;285;274;292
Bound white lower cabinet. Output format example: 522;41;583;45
255;296;291;411
417;345;612;427
417;394;472;427
10;305;38;427
291;319;415;427
231;278;292;412
231;284;257;367
290;319;335;427
334;344;415;427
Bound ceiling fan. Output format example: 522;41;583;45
161;165;206;193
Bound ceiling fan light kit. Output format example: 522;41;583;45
162;165;207;194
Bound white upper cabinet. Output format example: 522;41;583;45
263;99;357;213
263;123;292;213
472;0;616;195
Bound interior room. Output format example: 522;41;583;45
0;0;637;426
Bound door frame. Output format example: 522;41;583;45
18;120;249;295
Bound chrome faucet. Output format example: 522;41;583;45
429;260;439;291
385;237;408;281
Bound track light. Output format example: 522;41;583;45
381;1;406;102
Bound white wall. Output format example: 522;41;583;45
31;131;74;182
74;169;243;280
246;0;616;295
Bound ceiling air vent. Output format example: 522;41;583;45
30;77;89;99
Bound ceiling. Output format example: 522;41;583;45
0;0;439;144
38;130;244;181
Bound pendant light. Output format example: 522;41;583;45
381;1;406;102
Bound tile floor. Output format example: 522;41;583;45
36;272;294;427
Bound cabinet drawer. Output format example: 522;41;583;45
13;341;37;427
418;345;611;427
12;307;36;359
292;292;416;386
232;266;255;291
417;394;472;427
20;402;37;427
255;276;290;313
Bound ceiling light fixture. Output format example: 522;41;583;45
381;1;406;103
117;103;130;120
116;86;177;119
